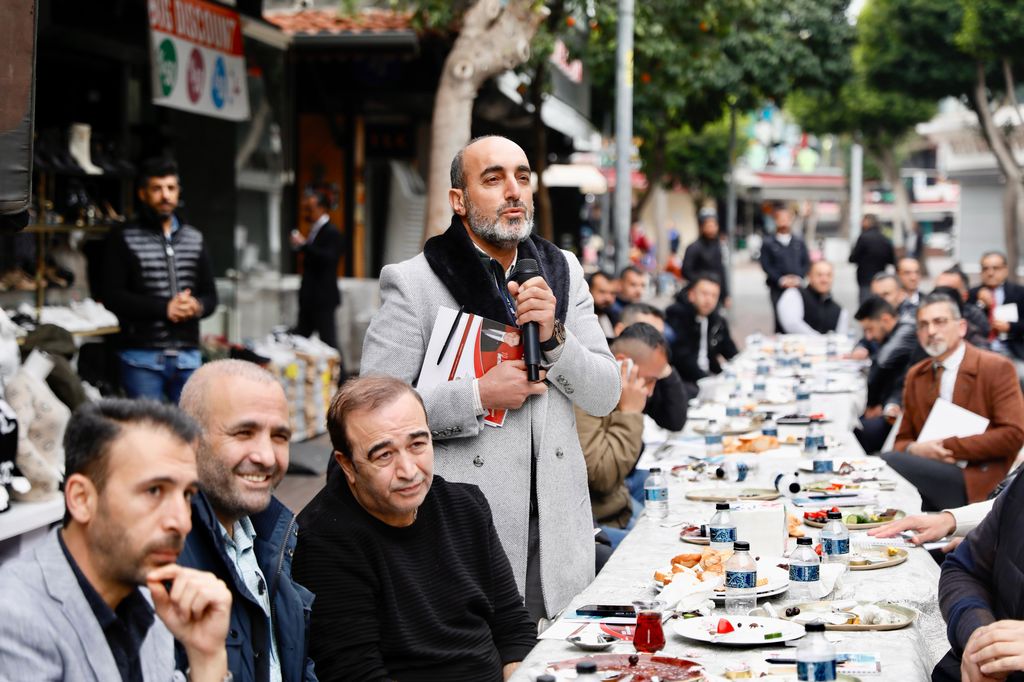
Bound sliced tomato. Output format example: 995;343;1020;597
716;618;735;634
815;543;823;556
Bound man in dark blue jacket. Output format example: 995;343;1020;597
759;205;810;333
178;359;316;682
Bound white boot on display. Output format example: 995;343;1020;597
68;122;103;175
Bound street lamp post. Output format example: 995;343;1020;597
613;0;634;274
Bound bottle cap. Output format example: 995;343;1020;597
576;662;598;673
804;622;826;633
715;467;727;479
716;502;730;510
649;467;661;473
827;510;842;520
817;444;828;452
797;536;813;545
708;418;718;425
536;677;557;682
733;540;750;551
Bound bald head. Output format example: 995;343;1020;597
808;260;834;295
179;359;284;428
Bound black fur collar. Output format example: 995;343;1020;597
423;215;570;325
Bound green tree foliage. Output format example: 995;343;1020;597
581;0;853;203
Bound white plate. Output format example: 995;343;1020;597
673;615;805;646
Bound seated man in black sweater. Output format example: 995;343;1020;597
292;375;536;682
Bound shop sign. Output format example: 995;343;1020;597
148;0;250;121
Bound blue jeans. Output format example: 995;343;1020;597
119;349;201;403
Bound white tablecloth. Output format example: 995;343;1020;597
511;339;944;681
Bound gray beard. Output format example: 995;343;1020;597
465;199;534;250
924;340;949;357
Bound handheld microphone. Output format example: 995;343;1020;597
512;258;543;382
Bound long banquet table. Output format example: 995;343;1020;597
511;336;946;681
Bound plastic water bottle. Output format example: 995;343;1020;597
574;662;600;682
795;379;811;415
788;536;822;601
704;419;724;457
796;622;837;681
752;375;767;401
708;502;737;552
821;510;851;572
644;467;669;519
726;392;743;418
774;471;803;497
812;444;834;473
725;540;758;615
803;417;824;455
762;412;778;438
826;334;838;359
715;460;756;483
756;357;771;376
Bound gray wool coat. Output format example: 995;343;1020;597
360;248;620;618
0;529;177;681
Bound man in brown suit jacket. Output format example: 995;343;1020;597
882;293;1024;511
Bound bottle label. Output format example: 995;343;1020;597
797;392;810;401
726;406;741;417
725;569;756;589
822;537;850;556
709;526;736;544
789;563;820;583
762;426;778;437
797;660;837;681
705;434;723;445
644;487;668;503
812;459;833;473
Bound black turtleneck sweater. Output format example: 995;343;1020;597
292;470;537;682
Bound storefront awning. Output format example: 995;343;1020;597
537;164;607;194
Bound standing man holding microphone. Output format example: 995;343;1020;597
360;135;620;623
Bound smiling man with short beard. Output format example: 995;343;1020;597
177;359;316;682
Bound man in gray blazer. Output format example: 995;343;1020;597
0;399;232;682
361;135;620;621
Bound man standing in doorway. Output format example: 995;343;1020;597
103;157;218;402
290;188;343;354
759;204;810;333
360;136;620;622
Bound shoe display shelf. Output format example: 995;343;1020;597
18;224;118;339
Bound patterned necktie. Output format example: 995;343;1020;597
932;361;945;402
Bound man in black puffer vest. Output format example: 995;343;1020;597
103;157;217;402
777;260;849;336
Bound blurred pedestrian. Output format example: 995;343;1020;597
897;257;923;307
759;205;810;333
682;208;730;308
290;188;343;353
849;214;895;303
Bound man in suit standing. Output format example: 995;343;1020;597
849;214;895;303
360;135;619;622
682;209;730;308
968;251;1024;374
291;189;343;352
882;293;1024;511
0;399;232;681
759;204;810;332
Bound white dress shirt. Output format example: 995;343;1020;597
776;288;850;337
936;341;966;402
305;213;330;245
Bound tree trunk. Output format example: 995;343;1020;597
874;145;915;252
972;61;1024;282
422;0;549;242
631;132;664;223
530;60;554;242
